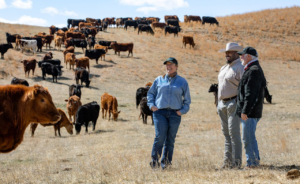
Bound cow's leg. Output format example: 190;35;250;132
92;121;96;131
141;113;145;124
96;58;98;64
32;68;35;76
145;114;148;124
30;123;38;137
108;109;111;121
85;123;88;133
102;108;104;119
57;126;61;137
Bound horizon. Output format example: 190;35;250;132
0;0;300;27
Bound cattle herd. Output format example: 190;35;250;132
0;14;220;153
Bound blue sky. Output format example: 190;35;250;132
0;0;299;27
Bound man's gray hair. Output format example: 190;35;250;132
245;54;258;60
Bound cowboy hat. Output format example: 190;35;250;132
219;42;244;53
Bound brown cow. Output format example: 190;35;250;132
152;22;167;30
30;108;73;137
104;17;115;26
110;42;133;57
184;15;201;23
56;30;65;42
54;36;63;51
42;35;54;49
65;95;82;123
101;92;120;121
20;58;36;77
78;22;92;30
182;36;195;48
49;25;56;35
36;32;47;37
75;57;90;72
86;18;100;26
146;17;159;23
63;46;75;63
164;15;179;22
65;53;76;69
42;52;53;60
0;85;61;153
65;31;85;39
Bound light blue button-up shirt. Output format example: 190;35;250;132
147;74;191;115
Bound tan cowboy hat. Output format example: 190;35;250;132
219;42;244;53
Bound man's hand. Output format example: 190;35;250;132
176;111;182;116
241;113;248;121
151;106;158;112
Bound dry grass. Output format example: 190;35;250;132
0;6;300;183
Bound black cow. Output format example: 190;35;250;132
137;20;150;25
136;86;150;108
102;21;108;31
87;37;96;50
202;16;219;26
10;77;29;86
6;33;20;45
124;20;138;30
138;25;154;35
139;97;153;125
167;19;180;27
70;39;87;52
67;19;85;28
0;43;13;59
69;84;82;99
75;101;100;134
164;26;180;37
98;41;116;49
75;67;90;87
85;49;106;64
38;59;61;67
33;37;44;52
264;86;272;104
41;63;63;82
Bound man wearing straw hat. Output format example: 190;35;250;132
217;42;244;169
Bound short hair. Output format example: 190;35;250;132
244;54;258;60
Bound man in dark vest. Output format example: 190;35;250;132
236;47;266;169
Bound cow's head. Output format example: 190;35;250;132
57;109;73;135
112;111;121;121
65;95;81;110
86;80;91;88
25;85;61;124
75;123;82;135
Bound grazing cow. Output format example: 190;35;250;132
139;97;153;125
20;39;37;55
264;86;272;104
110;42;133;57
54;36;63;51
38;59;61;67
138;25;154;35
69;84;82;99
70;39;87;52
75;67;90;87
182;36;195;48
164;26;180;37
20;58;37;77
75;101;100;134
63;46;75;63
167;19;180;27
98;41;117;49
78;22;93;30
65;95;82;123
41;63;63;82
202;16;219;26
164;15;179;22
136;86;150;108
208;83;218;107
184;15;201;23
0;85;60;153
67;19;85;28
124;20;138;30
94;44;108;52
65;53;76;69
151;22;167;30
30;108;73;137
75;57;90;72
0;43;13;59
11;77;29;86
101;92;120;121
87;36;96;50
42;52;53;60
85;49;106;64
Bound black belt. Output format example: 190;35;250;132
222;96;237;102
160;108;179;111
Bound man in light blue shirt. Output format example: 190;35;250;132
147;57;191;170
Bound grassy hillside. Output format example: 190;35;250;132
0;6;300;183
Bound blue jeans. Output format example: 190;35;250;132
151;109;181;169
241;118;260;166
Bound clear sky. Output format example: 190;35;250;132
0;0;299;27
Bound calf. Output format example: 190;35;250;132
202;16;219;26
42;52;53;60
20;39;37;55
63;46;75;63
85;49;106;64
30;108;73;137
65;95;82;123
10;77;29;86
101;92;120;121
208;83;218;107
75;101;100;134
65;53;76;69
0;43;13;59
139;97;153;125
110;42;133;57
21;58;37;77
41;63;63;82
136;86;150;108
75;57;90;72
69;84;82;99
87;36;96;50
75;67;90;87
54;36;63;51
138;25;154;35
182;36;195;48
164;26;180;37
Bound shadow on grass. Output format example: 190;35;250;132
93;64;114;69
30;75;70;86
91;129;115;134
104;60;117;64
259;164;300;171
